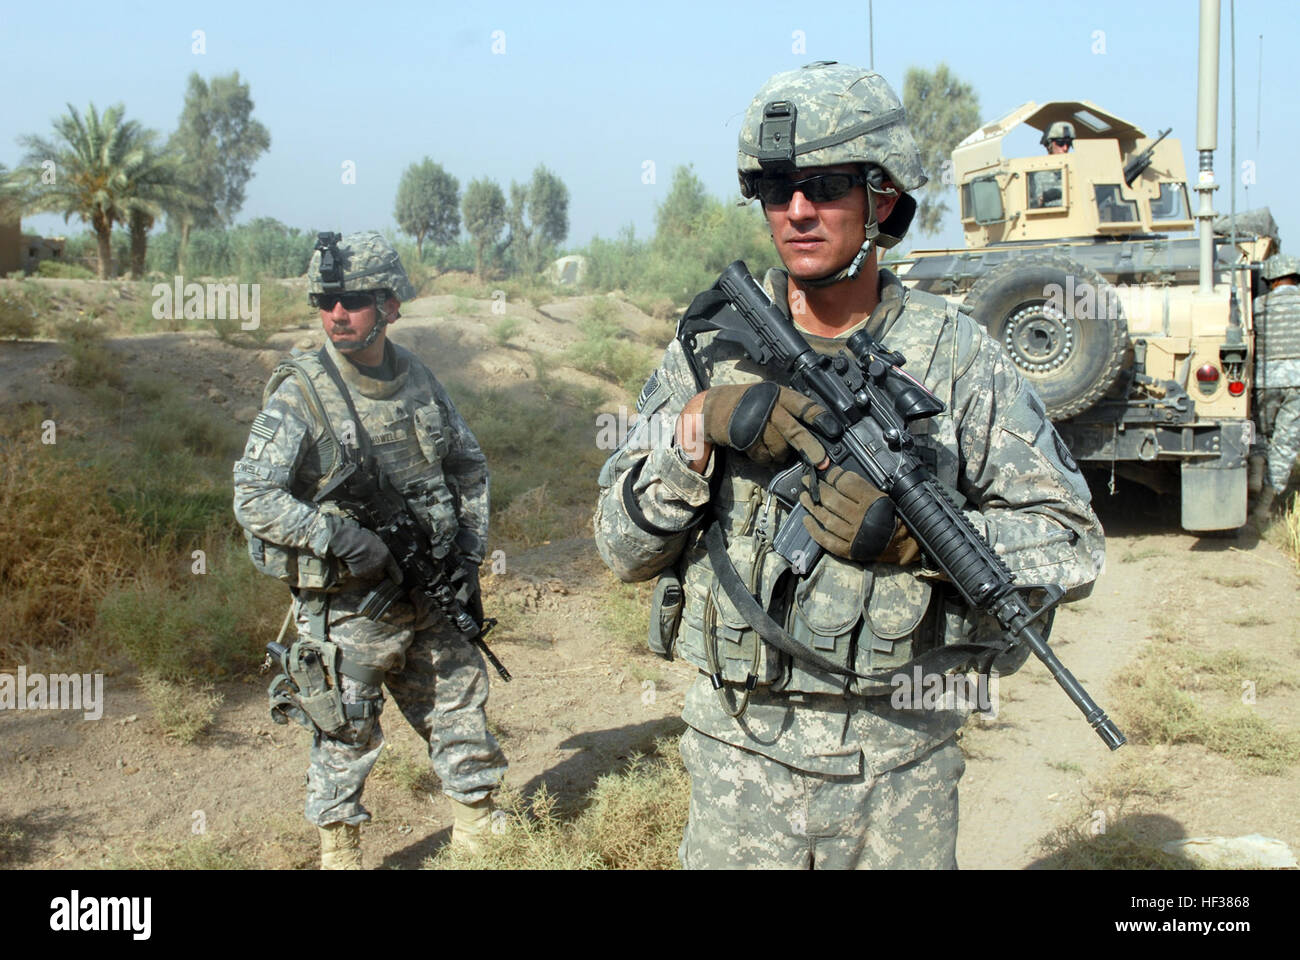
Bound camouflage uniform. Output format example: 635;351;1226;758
594;265;1104;869
1255;255;1300;494
233;234;506;828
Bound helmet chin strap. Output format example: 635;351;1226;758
800;221;880;288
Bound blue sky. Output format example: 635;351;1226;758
3;0;1295;254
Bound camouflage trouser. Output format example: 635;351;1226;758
1259;388;1300;493
677;726;964;869
299;591;507;827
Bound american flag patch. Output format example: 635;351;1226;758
250;412;280;441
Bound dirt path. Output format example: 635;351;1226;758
958;482;1300;868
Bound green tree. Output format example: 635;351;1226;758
902;64;980;236
168;71;271;268
19;103;148;278
505;164;570;276
654;165;711;245
0;164;26;222
393;158;460;260
462;178;506;280
119;136;205;279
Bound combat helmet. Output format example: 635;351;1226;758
1262;253;1300;283
737;61;927;285
1040;121;1076;147
307;230;417;351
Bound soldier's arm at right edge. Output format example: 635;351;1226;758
592;338;714;582
232;380;338;557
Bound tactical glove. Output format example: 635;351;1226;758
798;466;921;565
700;382;831;466
329;525;404;583
455;558;485;623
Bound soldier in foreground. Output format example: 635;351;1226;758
593;63;1104;869
1253;253;1300;522
233;232;506;868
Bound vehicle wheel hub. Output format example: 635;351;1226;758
1003;303;1075;374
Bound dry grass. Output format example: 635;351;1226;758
1035;758;1187;869
1263;491;1300;570
108;835;255;870
371;743;439;796
426;736;688;870
138;673;224;744
0;439;146;663
493;483;565;548
1112;639;1299;775
601;575;654;654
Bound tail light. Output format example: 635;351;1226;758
1195;363;1220;396
1227;380;1245;397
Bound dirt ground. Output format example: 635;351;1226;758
1;285;1297;870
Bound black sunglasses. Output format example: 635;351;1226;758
311;292;378;311
755;172;868;205
1049;138;1073;147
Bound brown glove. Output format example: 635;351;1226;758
700;382;830;466
798;466;921;565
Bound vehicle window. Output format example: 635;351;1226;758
961;177;1004;224
1028;169;1065;209
1150;183;1189;221
1094;184;1138;223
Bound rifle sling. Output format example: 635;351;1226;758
317;347;373;460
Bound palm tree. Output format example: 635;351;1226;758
117;136;205;280
0;164;27;223
18;103;148;279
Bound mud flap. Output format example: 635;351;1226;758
1181;463;1246;531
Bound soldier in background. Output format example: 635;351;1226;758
1253;253;1300;522
1042;121;1075;156
593;63;1104;869
1029;121;1075;209
233;231;506;868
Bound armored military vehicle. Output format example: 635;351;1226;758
897;99;1279;532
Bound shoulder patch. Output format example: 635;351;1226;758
245;411;282;459
1053;430;1079;473
636;371;671;415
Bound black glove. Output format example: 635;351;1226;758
329;525;403;583
454;559;484;622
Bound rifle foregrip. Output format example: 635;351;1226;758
889;469;1012;607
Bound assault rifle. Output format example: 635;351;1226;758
679;261;1123;749
312;458;512;682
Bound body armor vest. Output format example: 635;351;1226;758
665;287;981;697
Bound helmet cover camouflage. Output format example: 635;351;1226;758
1262;253;1300;282
1040;121;1076;146
737;61;927;196
307;230;417;302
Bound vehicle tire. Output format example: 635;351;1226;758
961;252;1128;420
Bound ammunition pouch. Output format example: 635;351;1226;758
648;569;685;660
245;532;341;591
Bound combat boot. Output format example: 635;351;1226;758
449;796;493;855
319;822;363;870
